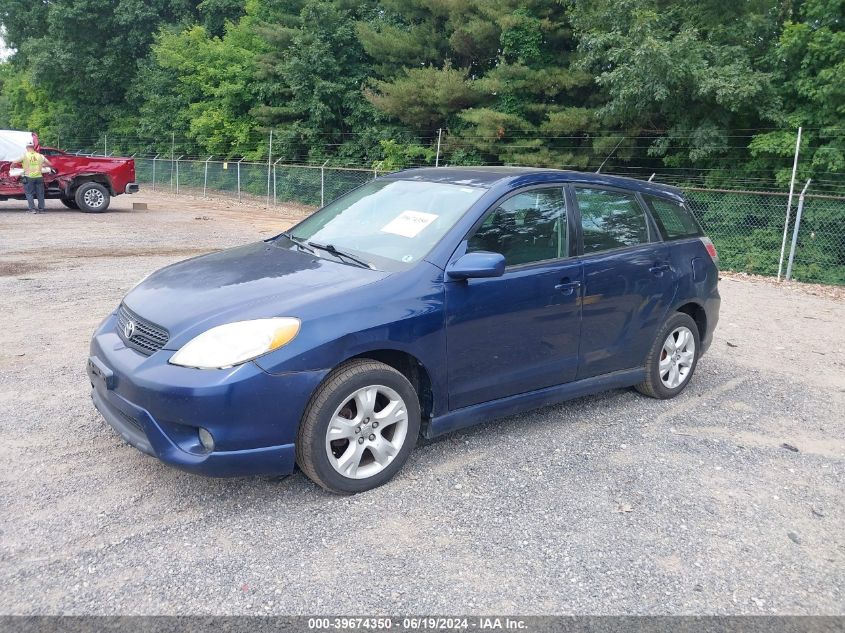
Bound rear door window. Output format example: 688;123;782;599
573;187;649;254
643;194;703;240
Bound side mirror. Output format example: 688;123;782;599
447;251;506;280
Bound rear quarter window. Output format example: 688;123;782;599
644;194;703;240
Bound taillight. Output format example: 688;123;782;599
700;237;719;265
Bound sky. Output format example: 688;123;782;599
0;29;12;60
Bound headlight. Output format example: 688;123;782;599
169;318;300;369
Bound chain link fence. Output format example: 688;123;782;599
685;189;845;286
134;158;375;207
130;157;844;286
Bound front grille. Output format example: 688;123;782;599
116;304;169;355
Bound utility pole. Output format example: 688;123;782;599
321;159;330;206
435;128;443;167
785;179;812;281
203;156;213;198
273;157;283;206
777;126;802;281
152;154;159;191
170;132;176;190
266;130;273;209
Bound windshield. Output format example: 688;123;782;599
287;179;486;269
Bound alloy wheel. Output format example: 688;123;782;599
659;326;696;389
325;384;409;480
84;188;105;209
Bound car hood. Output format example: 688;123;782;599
123;240;389;348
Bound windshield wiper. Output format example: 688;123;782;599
307;241;372;269
279;232;316;254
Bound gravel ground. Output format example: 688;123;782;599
0;192;843;615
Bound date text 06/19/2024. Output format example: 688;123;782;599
306;617;528;630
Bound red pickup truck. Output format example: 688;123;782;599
0;130;139;212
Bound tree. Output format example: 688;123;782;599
570;0;776;178
134;11;266;158
198;0;245;37
0;0;202;142
750;0;845;189
365;64;483;130
253;0;389;164
0;0;50;57
360;0;597;167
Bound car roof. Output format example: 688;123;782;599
381;166;684;200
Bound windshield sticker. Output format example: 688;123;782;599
380;211;438;238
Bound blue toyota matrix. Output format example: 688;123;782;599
88;167;720;493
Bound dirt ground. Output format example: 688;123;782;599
0;191;843;615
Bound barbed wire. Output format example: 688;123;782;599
38;125;843;195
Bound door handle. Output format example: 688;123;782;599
554;280;582;295
649;263;672;275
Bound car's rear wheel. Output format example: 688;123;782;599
75;182;110;213
60;197;79;209
635;312;701;399
296;359;420;494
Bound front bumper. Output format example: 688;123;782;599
125;182;140;194
87;313;328;477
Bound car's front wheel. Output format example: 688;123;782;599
60;197;79;209
296;359;421;494
635;312;701;399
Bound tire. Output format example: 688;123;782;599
296;359;421;494
60;197;79;209
635;312;701;399
74;182;110;213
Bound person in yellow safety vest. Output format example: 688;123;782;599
12;141;53;213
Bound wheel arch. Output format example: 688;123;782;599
68;174;115;196
673;300;707;341
345;348;435;424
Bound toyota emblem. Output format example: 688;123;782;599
124;320;136;339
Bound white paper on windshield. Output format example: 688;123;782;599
380;210;438;238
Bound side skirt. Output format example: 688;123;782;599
425;367;645;439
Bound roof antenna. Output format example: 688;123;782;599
595;137;625;174
648;173;655;182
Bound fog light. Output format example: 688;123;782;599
198;427;215;452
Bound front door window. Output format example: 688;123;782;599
467;188;567;266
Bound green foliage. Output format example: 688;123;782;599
153;20;265;157
748;0;845;186
0;0;841;196
371;138;434;171
198;0;245;36
570;0;775;172
254;0;386;163
0;0;50;54
365;64;483;130
5;0;840;280
0;0;201;139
